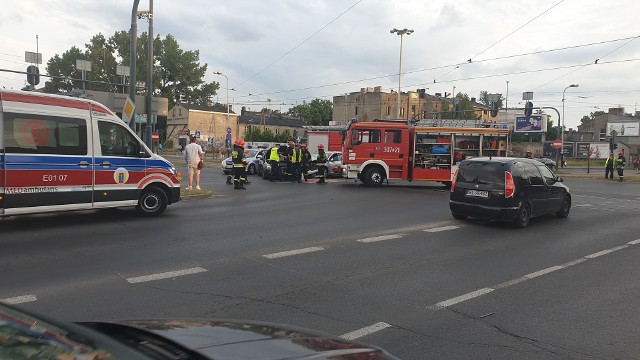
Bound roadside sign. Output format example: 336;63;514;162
552;140;562;149
122;97;135;123
152;131;159;143
195;130;201;139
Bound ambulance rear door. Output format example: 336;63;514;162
1;93;94;215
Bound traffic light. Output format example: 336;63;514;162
26;65;40;86
614;143;618;150
524;101;533;117
490;103;499;117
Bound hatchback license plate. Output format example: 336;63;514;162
466;189;488;198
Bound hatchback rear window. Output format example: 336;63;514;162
458;162;505;185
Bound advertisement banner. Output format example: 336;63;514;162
606;122;639;137
562;142;574;157
588;143;610;159
576;142;590;158
514;115;544;133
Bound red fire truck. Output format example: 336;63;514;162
342;120;510;186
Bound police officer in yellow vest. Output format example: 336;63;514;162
605;154;615;180
269;144;281;182
290;143;302;183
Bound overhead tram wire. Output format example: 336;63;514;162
233;35;636;100
432;0;565;83
237;0;365;88
534;34;640;90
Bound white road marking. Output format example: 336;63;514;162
424;225;460;233
1;295;37;304
126;267;207;284
431;239;640;310
357;234;403;243
524;266;564;279
341;322;392;340
574;204;593;207
263;246;325;259
435;288;494;308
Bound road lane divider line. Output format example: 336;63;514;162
263;247;325;259
524;266;564;279
435;288;494;308
341;322;392;340
424;225;460;233
357;234;403;243
1;295;38;304
430;240;640;310
127;267;207;284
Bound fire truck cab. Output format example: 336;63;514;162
343;120;510;186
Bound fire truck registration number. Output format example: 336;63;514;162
383;147;400;153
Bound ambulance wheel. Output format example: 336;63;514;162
136;186;168;217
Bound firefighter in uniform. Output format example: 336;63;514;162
291;143;302;183
616;152;626;182
232;139;247;189
300;143;312;182
269;144;281;182
316;144;327;184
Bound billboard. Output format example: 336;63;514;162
514;115;544;133
576;142;590;158
562;142;574;157
587;143;610;159
606;122;639;136
543;141;575;158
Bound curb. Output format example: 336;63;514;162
181;189;215;200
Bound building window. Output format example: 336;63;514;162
355;106;358;115
387;106;391;115
411;105;416;114
400;107;404;117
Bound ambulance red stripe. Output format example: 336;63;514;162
1;92;112;114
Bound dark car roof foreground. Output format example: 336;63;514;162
0;303;399;360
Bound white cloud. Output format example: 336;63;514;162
1;0;639;127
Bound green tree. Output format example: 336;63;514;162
287;99;333;126
44;31;218;108
478;91;504;108
440;93;479;120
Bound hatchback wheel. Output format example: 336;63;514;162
248;163;256;175
452;213;467;220
556;195;571;218
513;203;531;228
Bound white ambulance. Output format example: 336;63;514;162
0;90;181;217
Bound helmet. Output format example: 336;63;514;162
619;152;623;156
301;143;307;148
234;139;245;147
526;149;532;153
317;144;324;150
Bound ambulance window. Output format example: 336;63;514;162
98;121;142;157
3;113;87;155
384;130;402;144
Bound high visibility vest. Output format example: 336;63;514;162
269;147;280;161
291;149;300;163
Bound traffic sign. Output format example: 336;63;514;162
195;130;201;139
152;131;160;143
552;140;562;149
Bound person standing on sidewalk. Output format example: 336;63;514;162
605;153;615;180
616;152;626;182
184;136;204;190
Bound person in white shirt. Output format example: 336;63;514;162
184;136;204;190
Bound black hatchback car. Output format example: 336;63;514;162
449;157;571;227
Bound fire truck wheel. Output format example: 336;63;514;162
363;166;385;187
136;186;168;217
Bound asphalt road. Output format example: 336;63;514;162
2;164;640;359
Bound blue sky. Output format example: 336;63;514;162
1;0;639;129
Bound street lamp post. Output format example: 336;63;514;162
561;84;579;167
390;28;413;120
214;71;229;152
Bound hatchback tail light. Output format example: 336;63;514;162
451;169;459;192
505;171;515;198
